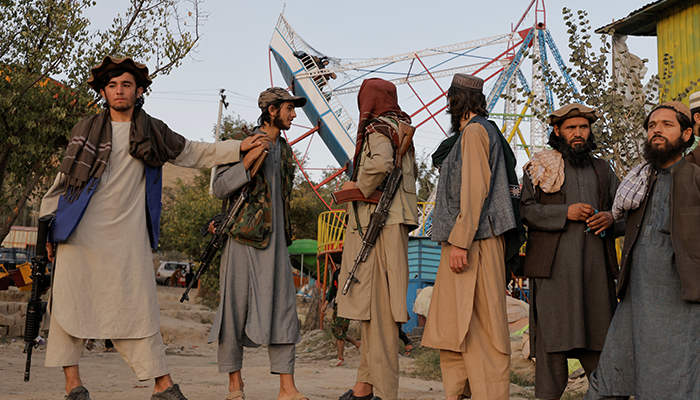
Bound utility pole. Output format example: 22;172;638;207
209;89;229;194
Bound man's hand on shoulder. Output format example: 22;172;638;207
240;133;271;152
567;203;595;222
242;142;269;170
586;211;613;235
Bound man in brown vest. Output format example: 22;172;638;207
520;103;624;400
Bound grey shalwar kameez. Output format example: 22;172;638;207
585;162;700;400
208;132;301;375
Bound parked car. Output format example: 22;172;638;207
0;247;30;270
155;261;191;286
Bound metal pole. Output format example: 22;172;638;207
209;89;228;194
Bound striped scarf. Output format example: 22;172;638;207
58;108;186;201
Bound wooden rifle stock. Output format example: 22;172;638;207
332;188;381;205
332;121;415;206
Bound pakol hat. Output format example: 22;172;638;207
548;103;599;126
689;91;700;112
258;87;307;111
651;101;691;120
450;73;484;93
87;56;152;92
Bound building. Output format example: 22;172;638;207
596;0;700;103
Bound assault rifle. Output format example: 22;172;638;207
180;128;267;302
338;121;415;295
24;215;52;381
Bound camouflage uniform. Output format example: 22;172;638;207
207;127;301;375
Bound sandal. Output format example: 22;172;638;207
339;389;373;400
290;393;309;400
225;390;245;400
403;344;413;356
332;358;345;367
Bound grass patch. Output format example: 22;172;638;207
561;390;586;400
510;371;534;387
408;346;442;380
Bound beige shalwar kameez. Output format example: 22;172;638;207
337;118;417;400
40;121;240;379
421;123;511;400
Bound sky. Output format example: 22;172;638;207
84;0;658;180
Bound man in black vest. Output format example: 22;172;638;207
520;103;624;400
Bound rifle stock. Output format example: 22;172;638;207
24;215;52;381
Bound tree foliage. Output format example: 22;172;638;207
0;0;205;242
508;8;700;179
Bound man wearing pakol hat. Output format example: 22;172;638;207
207;87;310;400
336;78;417;400
422;73;516;400
39;56;268;400
585;101;700;400
684;90;700;166
519;103;624;400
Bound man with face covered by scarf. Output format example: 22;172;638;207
337;78;418;400
520;103;624;400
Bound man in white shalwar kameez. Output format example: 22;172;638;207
39;56;267;400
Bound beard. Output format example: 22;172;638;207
643;134;685;168
551;134;595;168
106;98;134;112
273;114;291;131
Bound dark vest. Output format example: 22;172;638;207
432;116;516;243
522;157;619;278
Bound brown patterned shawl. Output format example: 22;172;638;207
58;108;186;201
352;78;411;180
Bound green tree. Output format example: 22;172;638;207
0;0;205;242
416;151;437;203
159;168;221;305
509;8;699;179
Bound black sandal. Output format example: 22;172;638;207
338;389;374;400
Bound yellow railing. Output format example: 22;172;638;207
317;210;346;255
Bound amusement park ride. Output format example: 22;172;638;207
269;0;577;325
268;0;576;212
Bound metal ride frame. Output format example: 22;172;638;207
268;0;578;305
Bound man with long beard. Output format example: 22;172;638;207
585;102;700;400
519;103;624;400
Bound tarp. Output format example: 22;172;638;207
288;239;318;277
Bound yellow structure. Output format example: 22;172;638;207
596;0;700;103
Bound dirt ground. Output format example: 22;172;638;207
0;286;573;400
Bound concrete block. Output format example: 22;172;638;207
0;313;13;326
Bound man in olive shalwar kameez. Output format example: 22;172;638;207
520;104;623;400
40;56;266;400
585;102;700;400
208;87;308;400
337;78;418;400
422;74;516;400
